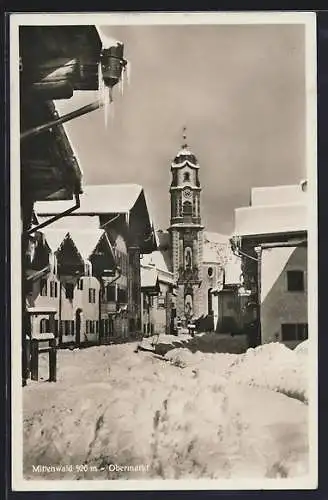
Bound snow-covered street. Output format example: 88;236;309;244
23;335;309;481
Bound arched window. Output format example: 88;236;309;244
183;171;190;182
208;289;213;315
183;201;193;216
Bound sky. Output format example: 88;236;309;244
57;23;306;234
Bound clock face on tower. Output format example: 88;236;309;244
183;188;192;200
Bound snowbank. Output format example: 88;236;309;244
23;342;309;480
165;341;309;403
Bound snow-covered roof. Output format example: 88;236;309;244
67;229;110;260
43;228;112;261
42;228;68;252
204;231;230;244
141;266;159;289
141;251;171;274
175;147;196;158
35;184;145;216
36;215;101;231
96;26;123;48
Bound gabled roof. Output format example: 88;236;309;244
141;266;159;289
35;184;144;216
42;228;68;253
67;229;111;261
204;231;230;244
141;250;171;275
35;215;101;231
21;99;83;202
43;228;113;262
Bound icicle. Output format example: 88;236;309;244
50;253;57;276
98;61;112;129
50;252;55;276
126;60;131;86
29;239;36;264
119;71;124;96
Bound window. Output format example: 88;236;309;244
183;201;193;216
183;172;190;182
54;320;58;336
117;287;127;303
40;318;48;333
65;283;74;300
61;319;75;335
89;288;96;303
62;320;75;336
77;279;83;290
50;281;58;298
158;293;166;308
287;271;305;292
105;284;116;302
102;318;114;337
101;319;108;335
40;279;47;296
208;289;213;315
281;323;308;342
86;320;97;334
208;267;213;277
64;320;71;335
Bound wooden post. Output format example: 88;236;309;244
49;338;57;382
25;336;31;379
254;246;262;346
30;339;39;381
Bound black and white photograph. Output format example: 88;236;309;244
10;12;317;491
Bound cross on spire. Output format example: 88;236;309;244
182;126;188;149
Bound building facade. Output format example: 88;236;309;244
35;184;157;341
141;249;175;335
233;181;308;348
26;228;116;346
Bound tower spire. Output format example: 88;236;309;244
182;125;188;149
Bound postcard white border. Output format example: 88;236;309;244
10;11;318;492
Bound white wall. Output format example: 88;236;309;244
234;183;307;237
251;184;307;207
260;246;307;348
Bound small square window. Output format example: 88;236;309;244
287;271;304;292
281;323;296;341
89;288;96;303
281;323;308;341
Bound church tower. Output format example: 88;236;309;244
169;128;204;322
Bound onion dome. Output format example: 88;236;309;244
172;127;199;168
